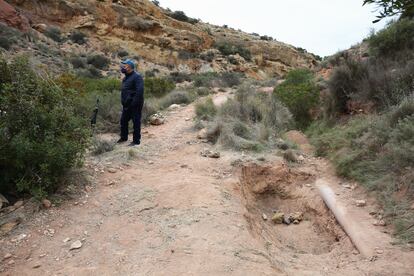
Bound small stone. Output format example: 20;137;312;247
185;118;191;121
293;219;300;225
290;212;304;222
70;240;82;250
262;213;268;221
4;253;12;260
180;164;188;168
283;216;291;225
271;212;284;224
376;249;384;254
41;199;52;209
39;254;47;258
297;155;305;162
342;184;352;189
14;200;24;208
305;184;312;187
33;264;41;269
148;161;154;165
355;200;366;207
7;260;15;265
168;104;180;110
197;129;208;140
108;168;117;174
373;220;386;226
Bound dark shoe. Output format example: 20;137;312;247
128;141;140;147
117;138;127;144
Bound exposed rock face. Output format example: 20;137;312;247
0;0;30;32
1;0;318;78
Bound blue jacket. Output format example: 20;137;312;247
121;71;144;109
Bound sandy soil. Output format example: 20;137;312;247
1;93;413;276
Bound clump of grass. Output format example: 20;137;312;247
195;98;217;121
197;83;293;151
91;138;115;155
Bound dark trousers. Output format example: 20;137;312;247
120;103;143;143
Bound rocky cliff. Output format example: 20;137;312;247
0;0;318;78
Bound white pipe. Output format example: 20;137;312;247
317;180;374;259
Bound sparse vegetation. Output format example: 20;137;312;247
45;26;63;42
70;31;87;45
169;11;199;24
214;41;252;61
86;54;111;70
193;72;242;88
198;83;293;151
144;77;176;98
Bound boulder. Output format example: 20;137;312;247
0;0;30;32
149;114;165;125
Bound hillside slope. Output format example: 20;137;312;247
0;0;317;78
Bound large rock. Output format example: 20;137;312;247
0;0;30;32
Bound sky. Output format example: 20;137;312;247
158;0;390;57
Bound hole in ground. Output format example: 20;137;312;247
239;162;345;255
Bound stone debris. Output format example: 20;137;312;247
355;200;367;207
63;237;71;243
200;149;220;159
271;212;284;224
3;253;12;260
149;113;165;126
262;213;268;221
197;129;208;140
41;199;52;209
272;212;304;226
107;168;117;174
168;104;180;110
70;240;83;250
373;220;386;227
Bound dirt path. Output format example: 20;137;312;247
1;93;413;275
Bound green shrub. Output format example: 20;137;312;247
0;57;89;198
368;19;414;58
169;72;192;83
118;50;129;58
70;31;87;45
45;26;63;42
86;54;110;70
144;77;176;98
169;11;199;24
214;41;252;61
192;72;242;88
159;90;194;109
0;23;22;50
70;56;86;68
274;69;319;128
195;98;217;121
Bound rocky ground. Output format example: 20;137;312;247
0;93;413;275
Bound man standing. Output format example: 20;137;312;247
118;59;144;146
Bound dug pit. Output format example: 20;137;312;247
239;162;345;255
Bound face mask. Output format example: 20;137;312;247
121;67;127;74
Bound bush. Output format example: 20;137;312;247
200;51;215;62
201;83;293;151
214;41;252;61
169;72;192;83
0;23;22;50
45;26;63;42
118;50;129;58
144;77;176;98
70;31;87;45
169;11;199;24
0;57;89;198
70;56;86;69
86;54;110;70
368;19;414;58
195;98;217;121
192;72;242;88
159;90;194;109
274;69;320;128
92;138;115;155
